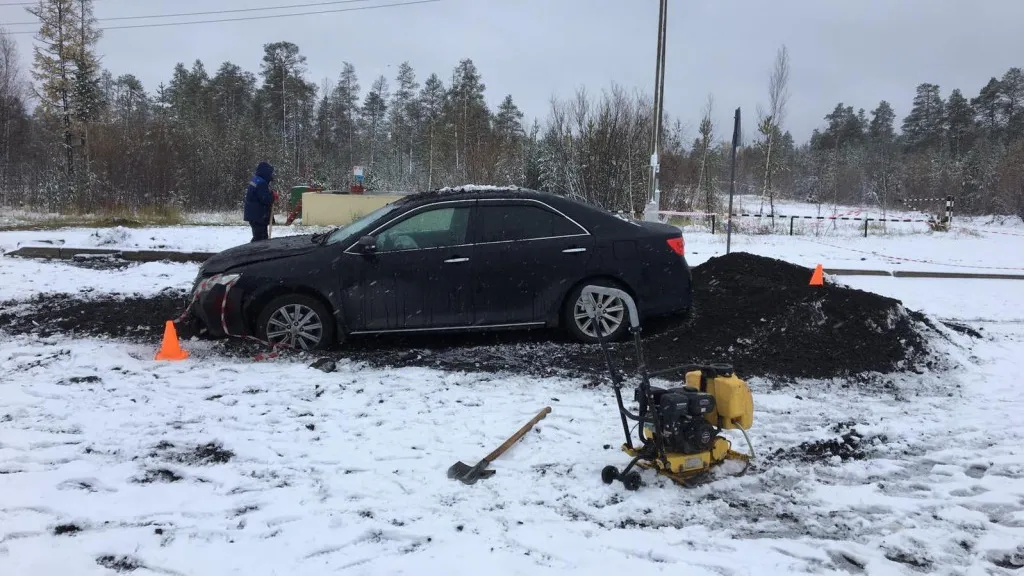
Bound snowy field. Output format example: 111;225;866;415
2;199;1024;575
2;194;1023;278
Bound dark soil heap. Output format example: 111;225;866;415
666;252;937;378
0;287;188;340
0;252;947;380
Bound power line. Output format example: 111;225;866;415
4;0;440;35
1;0;117;5
3;0;377;26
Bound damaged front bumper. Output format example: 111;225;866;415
174;273;251;340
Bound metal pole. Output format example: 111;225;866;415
646;0;667;219
655;0;668;165
726;107;741;254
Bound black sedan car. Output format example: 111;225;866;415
176;186;692;351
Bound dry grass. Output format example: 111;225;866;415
1;205;185;231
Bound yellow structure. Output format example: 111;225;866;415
299;192;406;227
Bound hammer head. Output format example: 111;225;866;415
447;460;496;484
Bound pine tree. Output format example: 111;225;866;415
0;28;28;203
360;75;389;184
868;101;896;141
446;59;489;180
259;41;316;177
387;62;420;187
999;68;1024;143
418;73;445;189
946;89;974;159
332;63;360;177
26;0;79;186
493;94;525;184
901;83;946;152
972;77;1003;137
70;0;102;148
867;101;898;213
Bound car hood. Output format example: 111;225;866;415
201;234;319;273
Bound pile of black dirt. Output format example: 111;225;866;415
0;288;190;341
655;251;939;379
337;252;945;380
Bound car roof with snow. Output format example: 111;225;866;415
397;185;582;205
393;185;628;221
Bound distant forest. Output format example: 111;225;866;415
1;3;1022;220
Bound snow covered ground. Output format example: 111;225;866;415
3;324;1020;576
2;200;1024;575
1;270;1023;574
2;194;1022;276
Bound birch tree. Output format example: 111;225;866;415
757;45;790;217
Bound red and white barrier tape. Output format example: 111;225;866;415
657;211;717;218
955;227;1024;238
171;275;297;361
217;276;297;360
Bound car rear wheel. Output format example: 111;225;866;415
256;294;335;351
564;281;631;343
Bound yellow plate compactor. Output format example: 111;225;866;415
580;286;755;490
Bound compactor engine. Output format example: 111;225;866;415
580;285;755;490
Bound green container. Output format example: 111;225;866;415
289;185;310;209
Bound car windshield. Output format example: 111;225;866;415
322;203;401;246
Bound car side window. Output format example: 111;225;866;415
476;204;585;243
375;206;471;252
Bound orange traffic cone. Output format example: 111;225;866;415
809;264;824;286
155;320;189;361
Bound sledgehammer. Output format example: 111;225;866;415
447;406;552;484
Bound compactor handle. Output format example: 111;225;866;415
581;285;640;329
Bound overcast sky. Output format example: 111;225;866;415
4;0;1023;145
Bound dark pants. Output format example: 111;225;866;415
250;222;269;242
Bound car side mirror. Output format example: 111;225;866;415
357;235;377;253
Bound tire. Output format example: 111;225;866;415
255;294;335;351
601;465;619;484
563;280;632;344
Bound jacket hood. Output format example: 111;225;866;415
255;161;275;182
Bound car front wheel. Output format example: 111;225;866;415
255;294;335;351
564;282;631;343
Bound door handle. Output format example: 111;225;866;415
562;248;587;253
444;257;469;263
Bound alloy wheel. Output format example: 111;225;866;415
265;303;324;350
573;292;626;340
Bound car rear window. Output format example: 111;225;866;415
476;204;586;243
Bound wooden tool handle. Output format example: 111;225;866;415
484;406;552;463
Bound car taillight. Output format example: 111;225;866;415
666;236;684;256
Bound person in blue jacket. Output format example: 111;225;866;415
243;161;279;242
